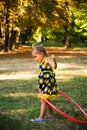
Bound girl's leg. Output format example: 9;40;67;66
39;98;47;119
47;100;53;116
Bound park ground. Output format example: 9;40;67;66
0;47;87;130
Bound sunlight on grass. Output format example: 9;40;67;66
0;71;38;80
56;62;87;81
3;92;37;98
0;108;29;115
0;58;87;81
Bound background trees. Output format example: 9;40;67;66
0;0;87;51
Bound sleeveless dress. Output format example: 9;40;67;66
38;57;58;100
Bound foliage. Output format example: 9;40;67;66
0;0;87;51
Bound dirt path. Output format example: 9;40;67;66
0;46;87;59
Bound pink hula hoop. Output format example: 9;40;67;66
40;90;87;124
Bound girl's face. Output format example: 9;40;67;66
32;49;44;63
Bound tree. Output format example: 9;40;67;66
0;0;87;51
74;0;87;46
26;0;75;48
0;0;20;51
52;0;76;48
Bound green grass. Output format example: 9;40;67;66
0;54;87;130
29;40;87;51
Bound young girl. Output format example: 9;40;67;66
31;46;58;123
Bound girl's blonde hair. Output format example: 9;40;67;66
32;46;48;56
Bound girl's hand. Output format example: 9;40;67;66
50;55;56;60
38;88;42;93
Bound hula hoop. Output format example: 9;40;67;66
40;90;87;124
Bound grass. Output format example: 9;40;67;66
0;53;87;130
29;40;87;51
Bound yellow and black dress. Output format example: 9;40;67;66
38;57;58;100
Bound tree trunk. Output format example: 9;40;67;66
64;31;71;48
0;24;2;39
9;28;17;50
20;27;32;45
4;29;9;52
4;7;9;52
64;25;71;48
20;30;28;45
85;40;87;47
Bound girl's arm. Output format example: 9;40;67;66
48;55;57;69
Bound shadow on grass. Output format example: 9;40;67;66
0;113;87;130
0;113;22;130
0;77;87;130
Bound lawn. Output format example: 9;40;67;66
0;52;87;130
